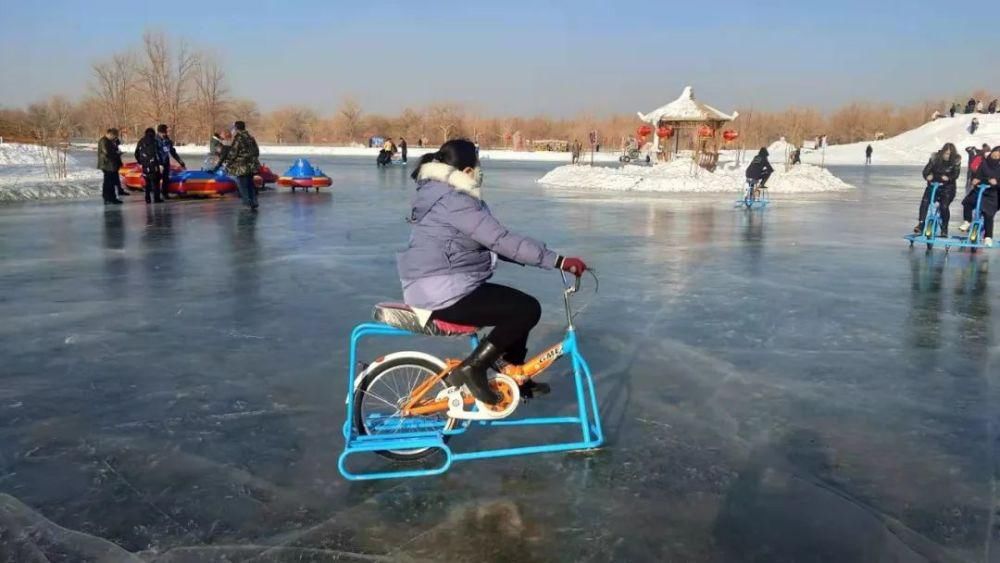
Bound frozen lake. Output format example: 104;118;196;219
1;157;997;562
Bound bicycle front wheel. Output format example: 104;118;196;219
354;355;457;462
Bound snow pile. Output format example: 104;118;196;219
802;113;1000;166
538;160;853;194
0;142;101;202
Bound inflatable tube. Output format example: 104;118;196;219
119;162;184;190
278;158;332;191
167;170;237;197
255;164;279;186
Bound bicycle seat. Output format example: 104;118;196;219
373;303;479;337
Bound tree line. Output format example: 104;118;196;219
0;30;993;151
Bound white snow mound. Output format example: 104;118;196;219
0;142;101;202
803;113;1000;166
538;160;853;193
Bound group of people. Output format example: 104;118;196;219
97;121;262;210
97;124;185;205
377;137;408;166
945;98;998;118
913;142;1000;246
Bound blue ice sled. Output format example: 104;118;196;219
904;182;997;252
735;179;769;209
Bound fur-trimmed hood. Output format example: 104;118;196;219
416;162;481;199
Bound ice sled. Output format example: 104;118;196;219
277;158;332;192
904;182;997;252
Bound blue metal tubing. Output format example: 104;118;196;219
482;416;581;427
344;323;420;440
341;319;605;479
451;440;601;462
339;445;452;481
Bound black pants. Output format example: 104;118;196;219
962;188;999;238
432;283;542;364
236;174;257;207
918;181;956;230
401;149;407;163
158;164;171;198
101;170;119;202
144;168;162;202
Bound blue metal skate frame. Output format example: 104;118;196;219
735;179;769;209
338;278;604;481
905;182;997;251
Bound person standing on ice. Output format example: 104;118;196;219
965;144;990;193
865;144;873;165
989;99;998;114
155;124;185;201
959;146;1000;247
97;128;124;205
914;143;961;237
745;148;774;191
399;137;408;163
397;139;588;405
217;121;261;211
135;128;163;204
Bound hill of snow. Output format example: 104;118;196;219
0;143;101;202
801;113;999;166
538;160;853;194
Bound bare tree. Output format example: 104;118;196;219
194;56;230;141
25;97;77;179
136;31;200;140
266;106;319;144
336;98;363;143
425;103;465;143
91;52;136;137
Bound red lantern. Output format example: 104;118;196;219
657;126;674;139
637;125;653;138
697;125;714;138
722;130;739;142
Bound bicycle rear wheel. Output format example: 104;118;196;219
354;355;457;462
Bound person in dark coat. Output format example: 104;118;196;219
745;148;774;189
914;143;961;236
965;99;976;114
399;137;408;163
965;144;991;193
959;146;1000;246
134;128;163;204
97;128;123;204
949;103;958;117
865;144;873;165
217;121;261;210
155;124;185;200
989;99;998;114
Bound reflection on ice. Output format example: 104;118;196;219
0;158;997;561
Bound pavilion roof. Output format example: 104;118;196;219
637;86;738;123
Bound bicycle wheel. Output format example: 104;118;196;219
354;355;457;462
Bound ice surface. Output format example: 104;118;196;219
0;158;997;562
538;160;854;193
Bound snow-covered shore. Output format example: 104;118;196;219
538;160;854;194
799;113;1000;166
0;143;102;202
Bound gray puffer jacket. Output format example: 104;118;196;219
397;162;558;311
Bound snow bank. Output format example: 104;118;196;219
0;142;101;202
802;113;1000;166
538;160;853;194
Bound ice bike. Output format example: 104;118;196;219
735;179;769;209
905;182;996;253
339;273;604;481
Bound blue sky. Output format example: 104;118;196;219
0;0;994;116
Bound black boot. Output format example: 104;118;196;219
448;341;503;405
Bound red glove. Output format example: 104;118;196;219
557;256;587;276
